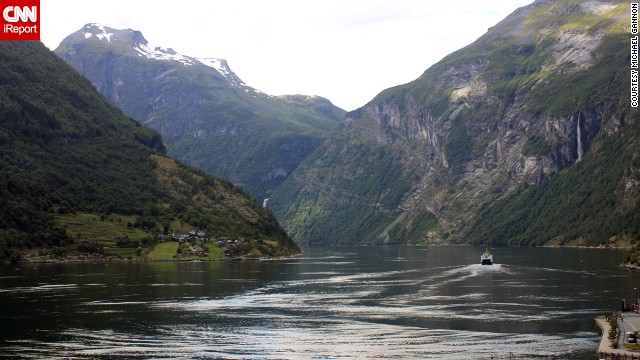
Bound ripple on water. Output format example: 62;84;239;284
1;248;618;359
1;323;598;359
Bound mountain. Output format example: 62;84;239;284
270;0;639;246
0;40;298;262
54;24;345;200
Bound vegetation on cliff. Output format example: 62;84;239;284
270;0;639;247
0;41;298;262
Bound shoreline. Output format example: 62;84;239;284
3;251;304;266
5;243;632;266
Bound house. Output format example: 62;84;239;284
224;245;249;257
190;245;208;256
173;231;191;241
171;229;211;242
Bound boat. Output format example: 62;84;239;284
481;248;493;265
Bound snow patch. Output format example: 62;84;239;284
197;58;229;76
134;42;195;67
83;24;114;42
196;57;250;88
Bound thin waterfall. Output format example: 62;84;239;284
263;197;270;208
576;111;583;162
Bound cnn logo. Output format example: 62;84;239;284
3;6;37;22
1;0;40;40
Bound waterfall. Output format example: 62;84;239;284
263;197;270;208
576;111;583;162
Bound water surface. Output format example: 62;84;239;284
0;246;632;359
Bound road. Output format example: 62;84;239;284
619;312;640;346
597;312;640;359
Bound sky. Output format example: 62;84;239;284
40;0;533;111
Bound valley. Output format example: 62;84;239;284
1;0;639;262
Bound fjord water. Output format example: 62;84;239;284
0;247;631;359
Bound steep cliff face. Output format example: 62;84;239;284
270;0;638;246
55;25;345;200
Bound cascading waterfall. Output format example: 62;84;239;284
263;197;270;208
576;111;583;162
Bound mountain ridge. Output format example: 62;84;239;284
55;24;346;200
74;24;258;92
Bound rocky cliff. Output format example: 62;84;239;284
270;0;639;246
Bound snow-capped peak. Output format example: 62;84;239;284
76;24;258;92
81;23;193;65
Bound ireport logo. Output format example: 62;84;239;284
0;0;39;40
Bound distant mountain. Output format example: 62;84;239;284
270;0;640;246
55;24;345;200
0;40;298;262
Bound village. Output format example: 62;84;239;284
158;230;256;258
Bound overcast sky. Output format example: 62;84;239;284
41;0;533;111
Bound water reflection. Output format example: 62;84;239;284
0;246;629;359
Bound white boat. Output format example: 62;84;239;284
481;248;493;265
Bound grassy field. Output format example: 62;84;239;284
205;245;225;259
147;242;179;260
55;213;153;259
148;242;227;260
56;213;152;243
263;240;281;248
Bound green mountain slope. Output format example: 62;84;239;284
466;117;640;247
0;40;298;262
55;25;345;200
270;0;639;246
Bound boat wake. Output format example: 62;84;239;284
0;247;613;360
